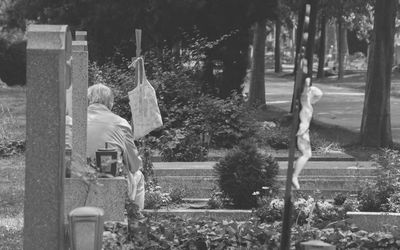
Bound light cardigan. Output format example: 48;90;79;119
86;103;142;173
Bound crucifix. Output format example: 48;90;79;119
279;3;319;249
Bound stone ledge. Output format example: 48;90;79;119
347;212;400;232
142;209;252;221
64;177;127;222
151;150;356;162
153;161;377;177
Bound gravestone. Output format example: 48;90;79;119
75;31;87;41
71;31;89;164
24;24;72;250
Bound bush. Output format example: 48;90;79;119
144;182;171;209
358;149;400;212
159;129;208;162
214;141;279;209
333;192;347;206
0;38;26;86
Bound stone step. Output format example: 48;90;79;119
153;161;377;177
156;175;372;199
151;151;356;162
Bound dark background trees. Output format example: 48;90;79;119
1;0;277;98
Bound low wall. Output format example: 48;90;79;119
347;212;400;232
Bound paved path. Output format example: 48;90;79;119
264;74;400;144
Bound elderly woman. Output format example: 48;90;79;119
86;83;145;210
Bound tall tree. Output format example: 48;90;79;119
249;19;267;106
360;0;397;147
337;10;346;80
318;0;371;80
274;18;282;73
317;12;326;78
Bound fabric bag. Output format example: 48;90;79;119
128;57;163;139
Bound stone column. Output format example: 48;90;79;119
24;24;72;250
71;31;88;165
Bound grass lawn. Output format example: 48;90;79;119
1;86;25;249
0;155;24;249
0;87;26;141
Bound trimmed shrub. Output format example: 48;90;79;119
214;141;279;209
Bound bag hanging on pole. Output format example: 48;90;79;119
128;57;163;139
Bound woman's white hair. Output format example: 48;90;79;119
87;83;114;110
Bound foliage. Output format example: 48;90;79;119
255;196;353;229
0;140;25;157
168;187;186;204
0;38;25;86
125;198;141;221
88;60;136;121
138;146;154;182
255;123;343;153
102;214;400;249
0;96;25;157
5;0;279;98
358;149;400;212
207;189;225;209
144;181;171;210
89;47;258;158
333;192;348;206
214;141;279;209
159;129;208;162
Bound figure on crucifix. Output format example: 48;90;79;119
292;77;323;190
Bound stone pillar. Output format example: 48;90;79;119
71;31;88;165
24;24;72;250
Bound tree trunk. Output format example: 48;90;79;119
219;29;249;99
337;15;346;80
317;14;326;79
274;19;282;73
360;0;396;147
249;19;267;106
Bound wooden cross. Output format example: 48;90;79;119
280;3;312;250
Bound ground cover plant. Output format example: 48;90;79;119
102;214;400;249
